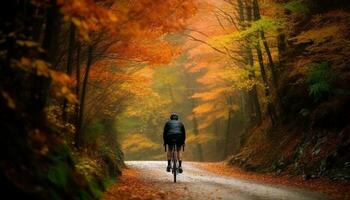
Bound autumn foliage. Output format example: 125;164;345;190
1;0;350;199
0;0;197;199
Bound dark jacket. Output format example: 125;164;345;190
163;119;186;145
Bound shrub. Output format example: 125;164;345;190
306;62;333;101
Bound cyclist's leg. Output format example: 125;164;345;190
176;144;183;173
166;144;172;161
176;148;182;162
166;144;172;172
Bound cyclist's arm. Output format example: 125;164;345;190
163;122;168;145
181;123;186;144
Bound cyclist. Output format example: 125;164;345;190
163;112;186;173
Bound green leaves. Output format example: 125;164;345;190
284;0;309;14
210;18;279;47
47;161;69;187
307;62;333;101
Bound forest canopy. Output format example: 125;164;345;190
1;0;350;199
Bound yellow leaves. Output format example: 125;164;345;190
16;40;39;48
75;156;103;181
193;103;214;115
209;32;240;48
192;88;226;101
35;60;50;77
1;91;16;109
220;66;258;90
121;134;159;154
186;133;216;144
47;105;76;135
71;17;82;28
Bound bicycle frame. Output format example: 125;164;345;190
170;141;178;183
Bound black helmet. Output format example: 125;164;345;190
170;112;179;120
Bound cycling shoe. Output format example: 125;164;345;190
166;165;171;172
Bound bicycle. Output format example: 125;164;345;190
165;139;184;183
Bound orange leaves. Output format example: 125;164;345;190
17;57;51;77
198;163;350;200
58;0;117;40
107;39;180;65
192;88;226;101
193;103;214;115
15;57;77;103
103;168;168;200
109;0;196;61
128;0;197;33
50;71;77;103
35;60;51;77
1;91;16;109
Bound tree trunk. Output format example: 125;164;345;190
214;120;222;160
191;107;204;161
255;43;277;125
246;45;262;125
62;23;76;121
75;45;93;148
252;0;278;124
75;43;81;129
32;0;61;118
277;30;286;63
252;0;278;88
183;71;204;161
224;96;233;159
42;0;61;68
242;0;262;125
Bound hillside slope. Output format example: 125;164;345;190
230;1;350;181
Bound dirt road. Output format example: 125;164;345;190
125;161;328;200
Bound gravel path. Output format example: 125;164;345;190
126;161;329;200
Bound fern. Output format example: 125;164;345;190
307;62;333;101
284;0;309;14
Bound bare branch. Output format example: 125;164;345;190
212;5;239;30
214;12;227;32
183;33;227;55
185;28;210;38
